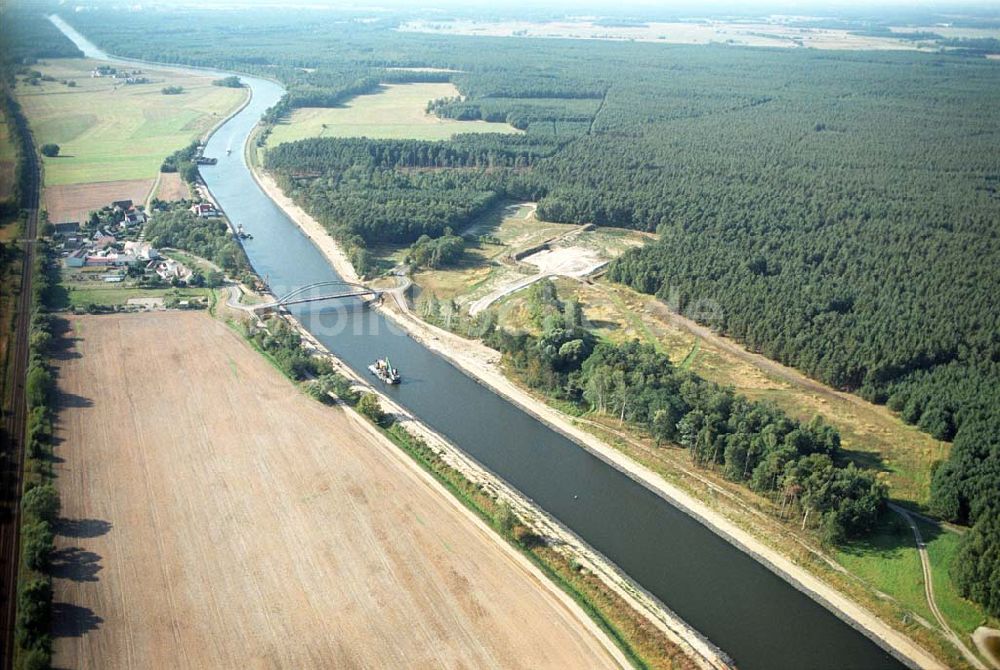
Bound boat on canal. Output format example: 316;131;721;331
368;357;400;384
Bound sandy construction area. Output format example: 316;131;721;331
51;312;624;669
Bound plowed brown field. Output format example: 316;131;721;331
51;312;622;669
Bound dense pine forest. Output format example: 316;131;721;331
55;5;1000;616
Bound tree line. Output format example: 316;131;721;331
482;280;884;545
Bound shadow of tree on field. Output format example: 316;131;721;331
837;505;944;559
55;518;112;539
49;547;103;583
51;602;103;638
56;392;93;409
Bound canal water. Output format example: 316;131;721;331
55;16;909;670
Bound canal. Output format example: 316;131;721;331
54;16;909;670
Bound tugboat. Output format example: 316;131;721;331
368;357;401;384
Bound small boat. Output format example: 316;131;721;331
226;148;232;155
368;357;400;384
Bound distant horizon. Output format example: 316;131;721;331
31;0;1000;18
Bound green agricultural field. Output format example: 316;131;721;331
18;59;246;186
266;82;521;146
62;285;213;308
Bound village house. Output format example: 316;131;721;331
190;202;220;218
65;248;88;268
85;249;139;267
147;258;190;282
123;208;147;226
123;241;159;262
52;221;80;236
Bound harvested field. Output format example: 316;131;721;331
51;312;622;669
154;171;189;202
43;178;152;224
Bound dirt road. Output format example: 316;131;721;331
50;312;625;669
890;504;987;670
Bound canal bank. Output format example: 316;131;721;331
53;15;933;670
257;160;944;670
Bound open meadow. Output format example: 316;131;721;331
266;82;521;146
50;311;622;669
17;58;245;220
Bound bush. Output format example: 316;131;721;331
21;647;50;670
22;520;53;571
24;364;51;410
16;579;51;651
213;75;243;88
21;484;60;524
39;144;59;157
357;393;389;426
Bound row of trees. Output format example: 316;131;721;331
485;280;884;545
17;244;63;669
159;140;200;183
929;412;1000;615
0;90;35;215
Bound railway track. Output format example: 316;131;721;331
0;109;40;669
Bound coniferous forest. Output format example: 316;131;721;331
60;6;1000;616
